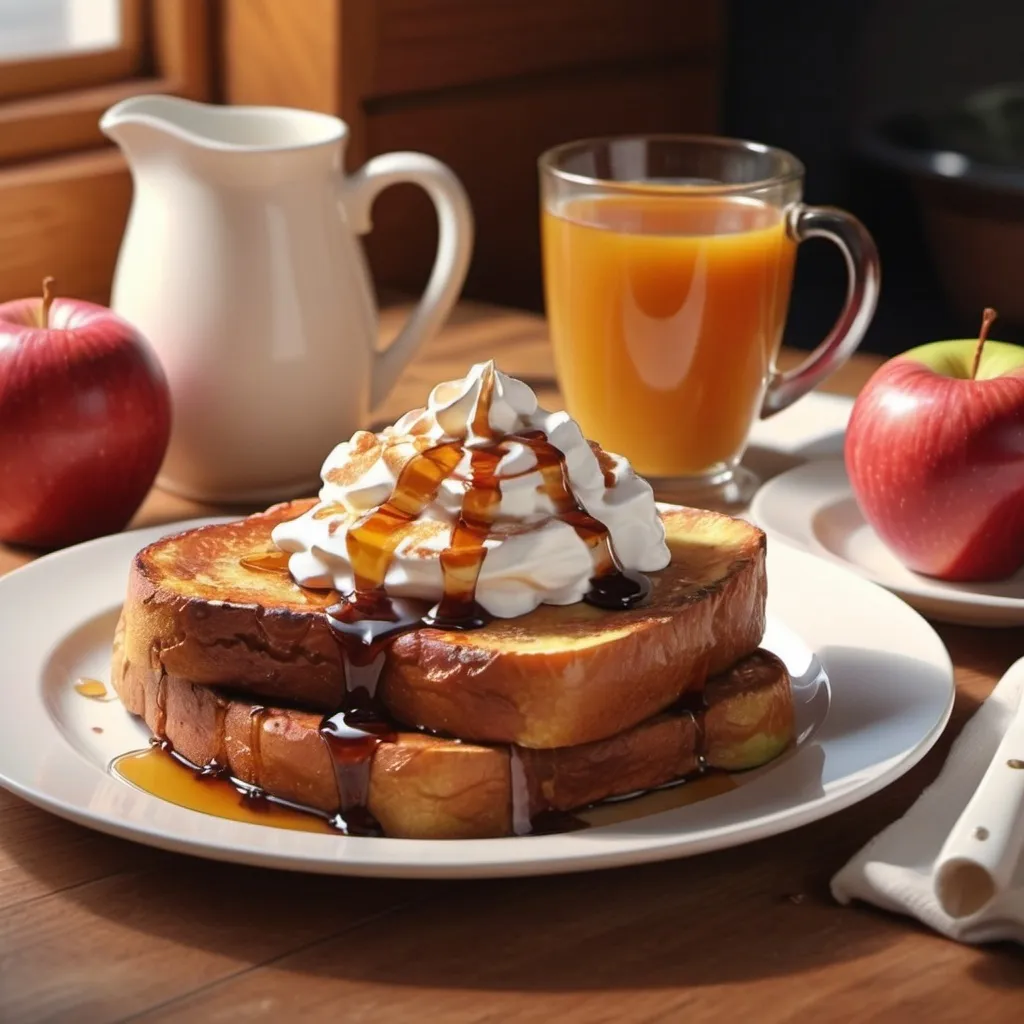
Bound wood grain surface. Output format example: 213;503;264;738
1;302;1022;1022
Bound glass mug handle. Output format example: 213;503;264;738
761;205;881;417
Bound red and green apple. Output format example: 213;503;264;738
845;309;1024;582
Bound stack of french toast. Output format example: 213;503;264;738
111;499;794;839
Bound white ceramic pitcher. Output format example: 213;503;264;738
101;95;473;502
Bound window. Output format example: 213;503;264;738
0;0;211;303
0;0;122;60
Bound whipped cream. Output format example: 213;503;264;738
271;362;671;619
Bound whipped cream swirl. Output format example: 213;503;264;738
271;362;671;619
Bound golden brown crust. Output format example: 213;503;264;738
122;501;347;712
120;501;766;748
112;632;793;840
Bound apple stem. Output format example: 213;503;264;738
40;276;56;328
970;307;997;380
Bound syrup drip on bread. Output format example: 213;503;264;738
670;691;709;771
238;550;292;574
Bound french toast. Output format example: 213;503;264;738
111;624;793;839
119;499;767;748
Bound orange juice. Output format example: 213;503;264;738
542;194;796;478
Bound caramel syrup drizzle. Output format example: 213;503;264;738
238;551;292;574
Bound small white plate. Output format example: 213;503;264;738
0;515;954;879
751;459;1024;628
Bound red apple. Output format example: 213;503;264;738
845;309;1024;582
0;278;171;548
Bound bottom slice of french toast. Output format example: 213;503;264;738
112;629;794;840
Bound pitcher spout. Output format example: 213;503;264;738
100;94;347;164
100;95;209;160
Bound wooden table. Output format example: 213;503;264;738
2;302;1022;1022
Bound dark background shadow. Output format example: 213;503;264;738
725;0;1024;355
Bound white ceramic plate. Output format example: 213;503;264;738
751;458;1024;628
0;516;954;879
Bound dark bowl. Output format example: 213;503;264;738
861;84;1024;329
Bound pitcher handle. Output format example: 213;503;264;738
761;204;881;417
342;152;474;409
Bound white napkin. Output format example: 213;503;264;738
831;656;1024;944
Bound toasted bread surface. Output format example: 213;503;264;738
122;500;766;748
112;635;793;840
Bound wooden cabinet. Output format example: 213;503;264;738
366;0;721;97
222;0;724;310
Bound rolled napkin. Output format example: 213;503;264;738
831;656;1024;945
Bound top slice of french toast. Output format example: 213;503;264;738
120;499;766;748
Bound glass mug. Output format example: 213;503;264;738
539;135;880;504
